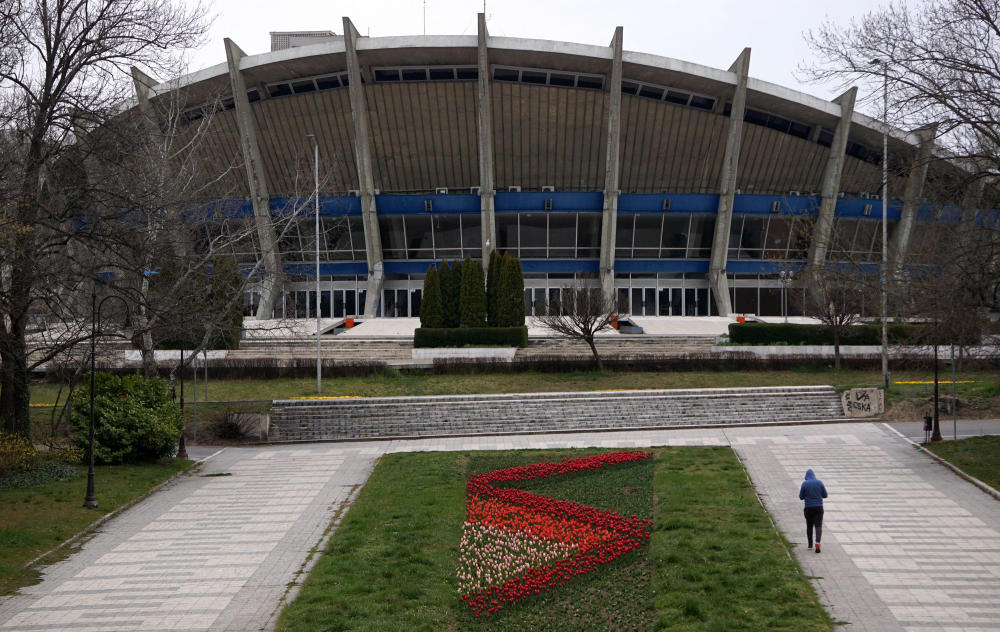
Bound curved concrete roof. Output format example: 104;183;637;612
148;33;948;201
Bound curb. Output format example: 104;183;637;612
881;424;1000;502
22;448;228;570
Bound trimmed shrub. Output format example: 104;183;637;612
420;264;444;328
442;259;463;328
0;431;35;478
413;326;529;348
70;372;183;464
728;322;959;346
460;257;487;328
498;253;526;327
487;250;501;326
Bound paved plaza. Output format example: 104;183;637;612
2;422;999;630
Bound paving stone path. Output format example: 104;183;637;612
2;423;998;631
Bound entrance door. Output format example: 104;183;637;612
548;288;562;315
631;287;655;316
410;289;422;318
684;288;709;316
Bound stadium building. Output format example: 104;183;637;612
131;15;982;321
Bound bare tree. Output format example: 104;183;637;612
532;278;620;370
0;0;210;434
801;0;1000;181
795;266;868;369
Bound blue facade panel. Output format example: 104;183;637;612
520;259;600;273
495;191;603;212
834;197;903;220
375;193;479;214
614;260;710;273
732;194;820;215
618;193;719;214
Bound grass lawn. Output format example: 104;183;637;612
0;459;194;596
29;369;1000;406
276;447;831;632
928;435;1000;491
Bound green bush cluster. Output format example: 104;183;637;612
728;322;960;346
420;253;524;336
413;327;529;348
70;372;183;464
0;431;35;477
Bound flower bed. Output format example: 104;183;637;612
458;451;652;618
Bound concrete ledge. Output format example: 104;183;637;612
411;347;517;361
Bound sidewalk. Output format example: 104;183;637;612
2;423;998;631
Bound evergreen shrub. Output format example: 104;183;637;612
413;326;529;348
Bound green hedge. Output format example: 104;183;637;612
413;327;528;348
727;322;963;346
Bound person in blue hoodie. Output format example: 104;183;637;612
799;469;827;553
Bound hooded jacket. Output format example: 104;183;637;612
799;469;827;508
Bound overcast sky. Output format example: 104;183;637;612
185;0;880;114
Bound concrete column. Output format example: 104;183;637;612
343;17;385;317
808;87;857;267
225;38;285;320
888;124;937;269
960;160;988;227
708;48;751;317
598;27;623;299
476;13;497;264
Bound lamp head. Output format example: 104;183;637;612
988;306;1000;323
121;314;135;340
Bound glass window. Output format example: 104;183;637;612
520;213;547;258
639;85;664;100
854;220;877;255
428;68;454;80
764;218;792;259
577;213;601;258
738;217;766;259
576;76;603;90
497;214;518;254
688;216;715;258
461;214;482;254
548;214;576;253
405;215;433;259
689;95;715;111
521;70;547;85
292;79;316;94
375;69;400;82
734;287;758;315
832;218;858;255
456;67;478;80
267;83;292;98
727;215;744;258
433;215;461;259
664;90;689;106
401;68;427;81
787;217;810;260
633;215;662;258
661;215;689;258
615;214;635;259
493;68;519;82
324;217;353;260
621;81;640;95
549;73;575;87
316;75;341;90
349;217;366;260
378;216;406;259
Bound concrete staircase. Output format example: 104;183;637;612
268;385;850;442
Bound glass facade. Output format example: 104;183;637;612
727;215;810;260
830;218;898;261
379;214;481;260
497;213;602;259
615;214;715;259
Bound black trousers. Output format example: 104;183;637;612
804;506;824;547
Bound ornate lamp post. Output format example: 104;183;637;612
779;270;794;323
83;282;134;509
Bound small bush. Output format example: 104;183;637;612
0;431;35;477
420;265;444;328
209;406;260;443
414;327;528;348
0;461;80;491
70;372;183;464
460;257;487;327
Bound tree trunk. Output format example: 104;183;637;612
138;274;158;378
0;324;32;436
586;336;603;371
833;327;841;371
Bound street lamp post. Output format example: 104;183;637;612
870;59;890;389
307;134;321;394
84;282;134;509
779;271;794;323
